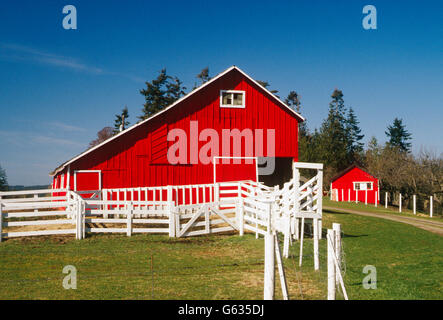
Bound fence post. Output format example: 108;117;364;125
365;190;367;205
0;202;3;243
399;193;402;213
333;223;341;286
356;190;358;203
82;201;85;239
385;192;388;209
127;202;132;237
76;199;80;239
327;229;336;300
293;167;300;241
283;213;290;258
103;190;108;219
413;195;416;215
335;189;338;202
313;218;319;270
348;189;350;202
375;191;378;207
317;167;323;241
430;196;433;218
167;186;175;238
238;198;244;236
318;219;322;240
274;234;289;300
264;203;275;301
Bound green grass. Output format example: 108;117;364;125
324;198;442;222
0;209;442;300
318;208;443;299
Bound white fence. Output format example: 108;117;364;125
0;162;323;249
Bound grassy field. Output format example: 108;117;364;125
0;205;442;299
324;198;442;221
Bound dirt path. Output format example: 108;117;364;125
324;206;443;236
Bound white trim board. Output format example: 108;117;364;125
50;66;304;177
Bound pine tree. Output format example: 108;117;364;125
385;118;412;152
256;80;279;96
139;69;186;120
345;107;364;162
113;106;130;134
285;91;308;138
196;67;211;84
317;89;349;174
0;163;8;191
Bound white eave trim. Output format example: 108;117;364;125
50;65;305;177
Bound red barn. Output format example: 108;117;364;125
50;66;304;193
330;164;379;204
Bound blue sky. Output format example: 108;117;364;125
0;0;442;185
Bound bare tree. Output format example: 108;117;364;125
89;127;114;148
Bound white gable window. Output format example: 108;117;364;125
353;182;373;191
220;90;245;108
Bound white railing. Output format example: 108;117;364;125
0;162;324;246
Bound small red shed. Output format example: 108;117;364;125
49;66;304;193
330;164;379;204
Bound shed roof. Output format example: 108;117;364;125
330;164;378;182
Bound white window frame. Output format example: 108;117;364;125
220;90;246;108
353;181;373;191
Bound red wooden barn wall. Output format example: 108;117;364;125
52;68;300;190
331;167;379;204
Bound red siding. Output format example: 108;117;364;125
331;167;379;204
56;69;300;190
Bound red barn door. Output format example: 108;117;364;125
74;170;102;199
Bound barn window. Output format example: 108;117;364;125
220;90;245;108
354;182;373;191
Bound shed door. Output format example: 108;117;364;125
74;170;101;199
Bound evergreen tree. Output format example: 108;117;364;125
285;91;308;137
317;89;349;177
196;67;211;84
345;107;364;162
113;106;130;134
385;118;412;152
139;69;186;120
0;163;8;191
256;80;279;96
285;91;301;113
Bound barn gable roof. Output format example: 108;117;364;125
50;65;304;176
330;164;378;183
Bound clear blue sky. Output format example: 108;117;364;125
0;0;442;185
